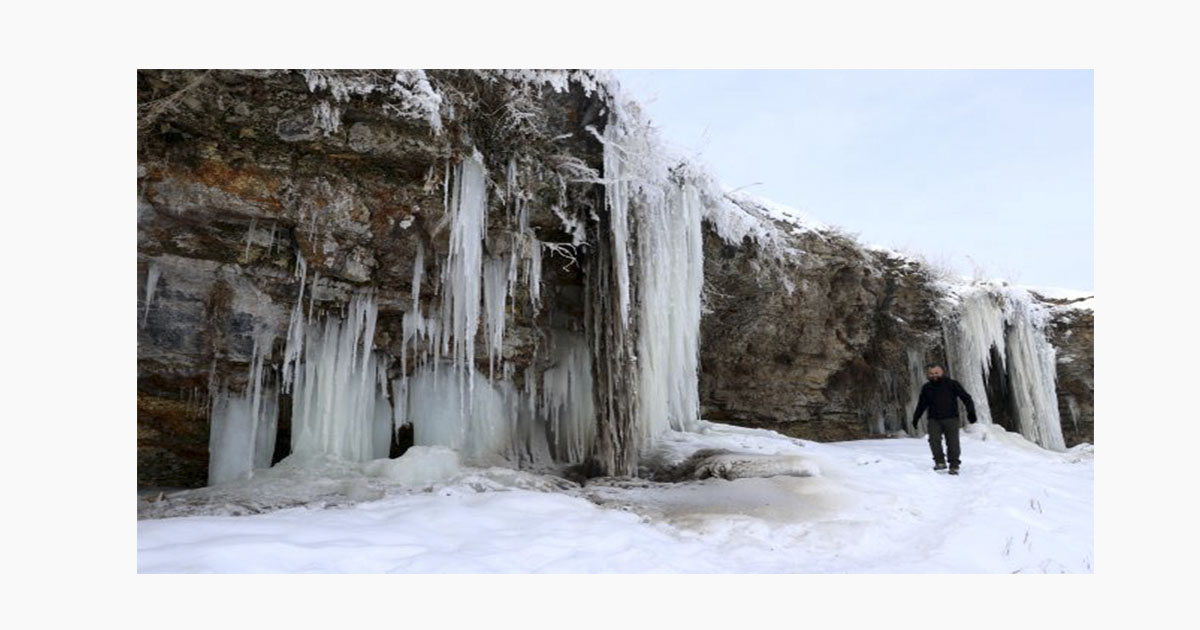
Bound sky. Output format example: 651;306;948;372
612;70;1094;291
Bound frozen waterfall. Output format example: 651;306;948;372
942;285;1066;451
202;109;724;481
285;291;393;463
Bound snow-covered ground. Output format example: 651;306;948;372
138;421;1092;573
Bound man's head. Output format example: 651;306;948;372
925;363;946;382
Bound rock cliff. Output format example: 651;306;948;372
137;69;1094;488
138;70;611;486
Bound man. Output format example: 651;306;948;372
912;363;977;475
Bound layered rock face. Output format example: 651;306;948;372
138;70;610;487
1040;299;1095;446
699;217;945;441
700;210;1095;447
137;70;1095;488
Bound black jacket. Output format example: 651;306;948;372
913;377;977;423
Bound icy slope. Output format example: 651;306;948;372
138;421;1092;573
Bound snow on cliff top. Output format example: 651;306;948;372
1024;285;1095;313
723;189;830;234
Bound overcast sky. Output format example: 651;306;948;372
612;70;1093;291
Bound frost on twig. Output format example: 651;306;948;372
300;69;444;135
137;70;214;133
541;241;579;272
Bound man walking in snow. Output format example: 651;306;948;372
912;363;977;475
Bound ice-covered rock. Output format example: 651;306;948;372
690;451;820;480
363;446;461;487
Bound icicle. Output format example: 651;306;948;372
1066;396;1080;430
308;271;320;321
541;331;597;464
439;150;489;384
631;180;704;440
142;261;161;328
944;285;1066;450
208;328;278;485
442;159;451;217
482;256;509;381
527;239;542;312
407;362;511;462
243;218;257;262
401;243;426;379
281;252;308;392
505;154;519;221
1004;294;1066;451
289;292;388;462
308;202;320;242
943;289;1008;426
355;291;378;379
521;366;553;467
906;348;928;431
602;116;633;328
393;379;409;431
373;385;393;460
411;241;425;313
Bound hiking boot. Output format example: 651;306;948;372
933;462;947;471
949;466;960;475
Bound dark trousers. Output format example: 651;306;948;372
927;416;961;467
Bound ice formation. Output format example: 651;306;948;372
362;445;461;487
689;452;820;481
197;74;723;482
281;251;308;389
208;331;279;485
541;332;596;464
396;148;554;466
636;180;704;438
194;71;1076;490
407;365;514;462
592;107;708;449
1002;295;1067;451
142;261;160;328
286;292;393;462
482;255;510;380
301;69;443;135
438;150;488;384
600;117;634;328
905;348;929;432
942;284;1066;451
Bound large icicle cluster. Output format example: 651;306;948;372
942;283;1066;451
392;93;716;472
286;292;392;462
438;150;488;381
635;177;704;438
394;148;560;467
198;71;721;482
407;367;514;461
193;70;1081;491
591;105;711;449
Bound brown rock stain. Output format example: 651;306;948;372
193;159;284;212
